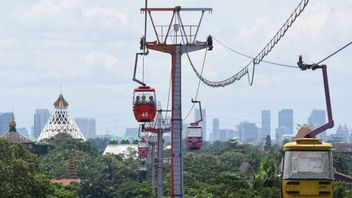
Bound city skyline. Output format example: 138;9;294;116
2;105;351;139
0;0;350;138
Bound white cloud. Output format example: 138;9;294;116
0;0;351;134
0;37;20;49
82;7;128;29
234;17;273;52
83;51;119;71
16;0;81;26
13;0;133;35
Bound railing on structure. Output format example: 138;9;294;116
155;25;199;44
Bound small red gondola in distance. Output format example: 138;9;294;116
186;99;203;150
186;122;203;150
133;86;157;122
138;138;149;158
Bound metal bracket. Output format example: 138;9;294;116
297;56;334;138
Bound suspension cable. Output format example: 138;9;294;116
213;36;298;68
188;0;309;88
184;48;208;122
176;12;208;121
315;41;352;65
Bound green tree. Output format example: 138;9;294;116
334;153;352;175
254;156;279;188
333;182;352;198
48;183;77;198
89;137;110;152
264;135;272;151
0;138;51;198
40;134;154;198
46;133;99;155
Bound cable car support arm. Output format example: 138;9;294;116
191;99;203;125
296;56;334;138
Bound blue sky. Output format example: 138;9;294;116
0;0;351;138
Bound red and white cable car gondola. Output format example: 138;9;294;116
133;86;157;122
138;138;149;158
186;122;203;150
186;99;203;150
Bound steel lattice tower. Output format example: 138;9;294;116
141;6;212;197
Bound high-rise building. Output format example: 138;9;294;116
209;133;213;142
33;109;50;139
238;121;258;143
75;118;96;139
308;110;326;127
125;127;139;137
195;108;206;141
336;124;350;143
219;129;226;142
233;130;240;140
308;109;326;139
0;112;13;135
212;118;219;141
261;110;271;139
277;109;293;143
219;129;235;142
228;129;235;140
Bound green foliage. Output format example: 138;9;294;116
254;156;279;188
48;183;77;198
334;182;352;198
46;133;99;155
40;133;101;178
40;134;154;198
182;141;281;198
76;154;154;198
89;137;110;151
334;152;352;175
5;135;352;198
264;135;272;151
0;138;52;198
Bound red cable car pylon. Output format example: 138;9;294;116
139;6;213;198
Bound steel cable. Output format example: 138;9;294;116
315;41;352;65
184;48;208;122
213;36;298;68
176;12;208;121
188;0;309;88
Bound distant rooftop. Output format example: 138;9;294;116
2;115;33;144
50;178;80;186
103;144;138;158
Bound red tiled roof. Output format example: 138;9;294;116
50;178;80;186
